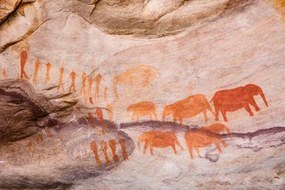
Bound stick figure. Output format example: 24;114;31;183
45;63;51;83
19;50;30;80
57;65;65;92
69;70;77;92
88;77;93;103
33;59;41;84
80;72;87;103
95;74;103;101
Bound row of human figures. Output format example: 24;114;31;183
4;50;269;124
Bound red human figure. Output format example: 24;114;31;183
95;74;103;101
57;65;65;92
90;141;102;166
119;139;129;160
80;72;87;104
109;139;119;162
88;77;93;103
96;107;106;134
69;70;77;92
19;50;30;80
33;59;41;84
101;141;110;165
45;63;51;83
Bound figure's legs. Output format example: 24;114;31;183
221;109;228;122
171;144;177;154
248;97;260;111
214;106;220;121
203;110;208;122
243;103;254;116
214;142;223;153
179;117;183;125
195;147;201;158
150;146;154;156
220;139;227;148
143;142;148;154
187;145;194;160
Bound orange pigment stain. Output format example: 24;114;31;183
19;50;30;80
69;70;77;92
33;59;41;84
119;139;129;160
109;139;119;162
90;141;102;166
101;141;110;165
127;101;157;121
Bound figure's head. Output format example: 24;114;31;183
162;105;172;121
245;84;268;107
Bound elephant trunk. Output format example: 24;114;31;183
259;90;268;107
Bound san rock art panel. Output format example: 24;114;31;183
0;0;285;189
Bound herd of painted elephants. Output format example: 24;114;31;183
1;50;270;160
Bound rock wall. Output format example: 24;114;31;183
0;0;285;189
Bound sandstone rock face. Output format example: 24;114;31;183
0;0;285;189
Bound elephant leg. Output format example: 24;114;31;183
243;103;254;116
136;114;140;121
150;146;154;156
154;112;158;120
220;139;227;148
214;106;220;121
143;142;148;154
248;97;260;111
221;110;228;122
214;142;223;153
195;147;201;158
187;145;194;160
171;144;177;154
203;110;208;122
149;113;153;120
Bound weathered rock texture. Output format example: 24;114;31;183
0;0;285;189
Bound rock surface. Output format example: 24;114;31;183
0;0;285;189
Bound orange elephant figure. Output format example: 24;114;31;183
138;131;183;155
162;94;214;124
202;123;230;134
211;84;268;122
113;65;159;100
127;101;157;121
184;130;227;160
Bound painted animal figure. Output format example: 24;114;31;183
211;84;268;122
202;123;230;134
184;130;227;160
138;131;183;155
162;94;214;123
127;101;157;121
113;65;159;100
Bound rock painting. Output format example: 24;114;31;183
0;0;284;189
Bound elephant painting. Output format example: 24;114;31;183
211;84;268;122
162;94;215;123
127;101;157;121
113;65;159;100
137;131;183;155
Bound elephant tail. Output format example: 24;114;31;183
259;91;268;107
